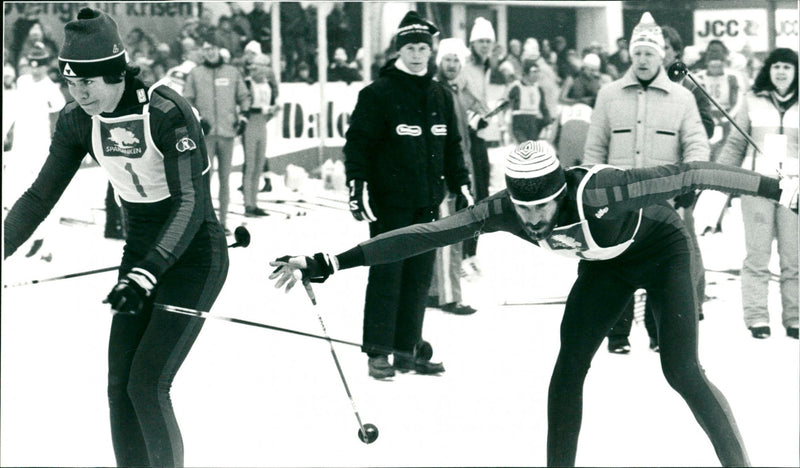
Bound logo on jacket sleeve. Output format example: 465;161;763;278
396;124;422;136
176;137;197;152
431;124;447;136
595;207;609;218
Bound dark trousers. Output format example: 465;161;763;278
105;182;126;239
546;238;747;467
108;223;229;467
464;130;490;258
609;206;705;341
362;205;438;355
609;294;659;340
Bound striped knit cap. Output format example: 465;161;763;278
628;12;664;59
505;140;566;205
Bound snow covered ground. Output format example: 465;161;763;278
2;147;798;467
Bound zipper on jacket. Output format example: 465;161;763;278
213;67;218;135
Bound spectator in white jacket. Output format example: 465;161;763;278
582;12;710;354
717;47;799;340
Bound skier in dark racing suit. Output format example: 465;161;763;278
270;140;798;467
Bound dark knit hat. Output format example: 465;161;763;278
505;140;566;205
58;7;126;78
26;42;51;67
395;11;438;50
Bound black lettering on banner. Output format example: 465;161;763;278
337;112;351;138
126;3;144;16
283;102;302;139
698;20;710;37
54;3;78;23
727;20;740;37
97;3;118;16
327;101;334;138
307;112;316;138
713;20;727;37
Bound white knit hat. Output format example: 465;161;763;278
629;12;664;58
582;53;601;69
505;140;566;205
522;38;540;60
436;37;469;66
244;40;262;55
470;17;495;43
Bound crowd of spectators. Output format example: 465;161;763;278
3;2;368;96
1;3;780;149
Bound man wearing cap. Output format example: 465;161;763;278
272;139;789;466
155;36;203;96
583;12;710;354
241;53;279;216
2;42;66;261
428;37;477;315
558;53;611;108
459;16;498;278
9;42;66;161
3;8;229;467
507;58;554;143
183;33;251;234
342;11;472;379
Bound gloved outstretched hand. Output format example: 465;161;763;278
269;253;337;293
348;179;377;222
104;267;157;315
779;175;799;213
673;190;699;209
455;184;474;212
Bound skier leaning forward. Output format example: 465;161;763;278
271;140;799;467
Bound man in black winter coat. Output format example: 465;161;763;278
344;11;472;380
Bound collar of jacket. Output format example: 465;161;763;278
203;57;224;69
620;66;671;93
468;50;490;70
101;76;149;117
434;72;460;90
755;88;799;111
380;57;433;84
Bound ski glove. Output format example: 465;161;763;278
455;185;474;212
779;176;799;213
673;190;698;209
235;115;248;136
348;179;377;222
269;253;338;293
468;114;489;131
104;267;157;315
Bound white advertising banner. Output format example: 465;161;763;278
266;81;364;157
776;8;799;51
694;9;769;52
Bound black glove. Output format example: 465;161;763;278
269;253;337;293
455;185;474;211
469;114;489;131
348;179;377;222
673;190;698;209
199;117;211;135
104;267;157;315
235;116;248;136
